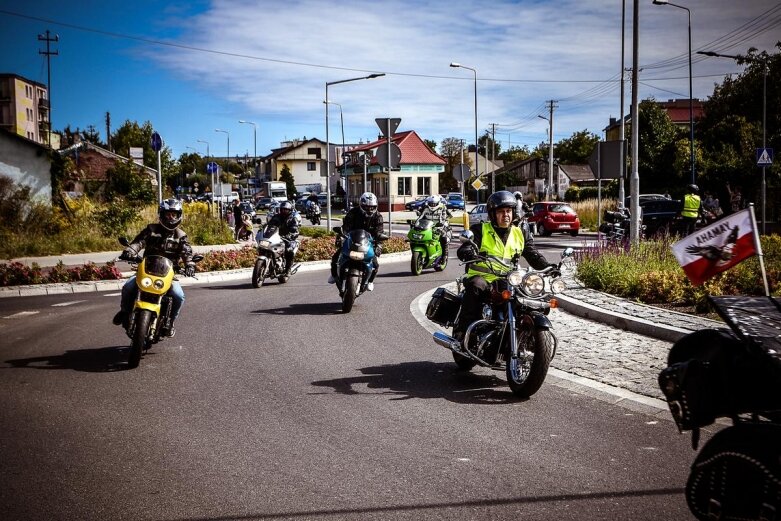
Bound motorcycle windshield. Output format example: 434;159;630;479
348;229;371;248
262;226;279;239
414;218;434;230
143;256;174;277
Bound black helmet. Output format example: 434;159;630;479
687;184;699;193
486;190;517;224
279;200;293;217
359;192;378;216
158;198;183;230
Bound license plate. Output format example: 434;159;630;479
558;224;571;229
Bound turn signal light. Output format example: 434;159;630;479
501;289;512;301
549;298;558;309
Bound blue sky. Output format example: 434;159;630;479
1;0;779;161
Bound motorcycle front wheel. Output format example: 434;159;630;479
252;259;266;288
410;250;424;276
128;309;152;368
506;328;554;398
342;274;360;313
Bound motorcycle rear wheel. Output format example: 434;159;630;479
252;259;266;288
506;328;554;398
128;309;152;368
342;274;360;313
410;251;424;276
434;250;448;272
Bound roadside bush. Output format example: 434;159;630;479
0;261;122;286
569;198;618;233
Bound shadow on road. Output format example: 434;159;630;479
311;360;525;404
4;346;132;372
253;301;343;316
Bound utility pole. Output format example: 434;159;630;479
37;30;58;149
490;123;497;193
105;112;111;152
545;100;557;199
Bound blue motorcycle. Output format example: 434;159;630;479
333;226;388;313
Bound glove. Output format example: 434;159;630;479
547;263;561;277
184;264;196;278
119;248;134;261
374;243;383;257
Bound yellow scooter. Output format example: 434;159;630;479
118;238;202;368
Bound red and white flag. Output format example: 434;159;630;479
671;208;758;286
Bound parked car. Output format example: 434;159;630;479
626;196;682;236
405;196;428;212
468;203;488;226
445;193;466;211
529;202;580;236
317;192;328;208
255;197;275;211
295;195;310;212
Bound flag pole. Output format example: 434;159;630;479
748;203;770;296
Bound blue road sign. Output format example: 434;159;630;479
206;162;219;174
757;148;774;166
150;131;162;152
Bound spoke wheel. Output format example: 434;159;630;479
506;328;554;398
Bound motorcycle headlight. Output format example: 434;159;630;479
140;277;153;288
258;240;271;248
154;279;166;290
507;270;524;286
551;277;567;294
349;250;365;260
521;273;545;296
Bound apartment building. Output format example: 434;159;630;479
0;73;51;146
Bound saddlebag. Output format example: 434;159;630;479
658;296;781;432
686;422;781;521
426;288;461;327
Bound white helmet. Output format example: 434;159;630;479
359;192;378;216
426;194;442;208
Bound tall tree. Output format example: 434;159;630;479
279;164;296;198
439;137;472;192
554;130;600;164
637;98;682;194
424;139;437;152
111;120;176;196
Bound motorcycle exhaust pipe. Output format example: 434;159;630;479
433;331;462;352
289;263;301;275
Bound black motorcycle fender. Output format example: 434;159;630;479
529;311;552;330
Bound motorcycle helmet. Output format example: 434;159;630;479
279;200;294;218
687;184;699;193
486;190;517;225
426;194;442;209
158;198;183;231
359;192;378;216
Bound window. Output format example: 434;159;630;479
417;176;431;195
397;177;412;196
307;162;316;171
307;147;321;159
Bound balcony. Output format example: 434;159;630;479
38;98;50;111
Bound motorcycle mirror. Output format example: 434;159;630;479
407;219;413;225
192;254;204;263
118;237;130;247
459;230;475;243
333;226;342;235
561;247;575;258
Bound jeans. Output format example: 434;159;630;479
120;276;185;320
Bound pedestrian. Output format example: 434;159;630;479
726;182;742;213
236;213;255;245
232;199;243;239
680;184;702;236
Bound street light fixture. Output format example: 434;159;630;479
238;120;258;180
653;0;695;185
215;129;230;206
324;73;385;231
324;101;347;208
450;62;479;203
698;50;769;234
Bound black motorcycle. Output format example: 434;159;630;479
427;230;574;398
599;208;632;244
658;295;781;520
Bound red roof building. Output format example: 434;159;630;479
344;130;446;211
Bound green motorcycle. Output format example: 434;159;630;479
406;216;450;276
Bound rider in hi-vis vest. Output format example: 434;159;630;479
454;190;554;343
681;184;702;236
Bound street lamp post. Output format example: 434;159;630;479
196;139;211;204
698;50;769;234
215;129;230;209
653;0;695;185
325;101;347;209
238;120;258;182
324;73;385;232
450;62;479;204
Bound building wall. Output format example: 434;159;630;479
0;75;49;146
0;134;51;201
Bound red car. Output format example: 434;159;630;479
529;202;580;236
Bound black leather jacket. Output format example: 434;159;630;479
126;224;194;268
267;213;300;242
342;208;384;240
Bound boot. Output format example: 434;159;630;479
159;319;176;338
112;310;129;329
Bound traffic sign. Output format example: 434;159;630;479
150;131;162;152
757;148;774;166
376;142;401;169
453;164;470;182
376;118;401;138
206;162;219;174
471;178;484;191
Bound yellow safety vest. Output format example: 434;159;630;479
467;222;525;283
682;194;700;218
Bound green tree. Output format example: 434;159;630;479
637;98;682;193
439;137;471;193
424;139;437;152
81;125;103;147
554;129;600;164
111;120;176;197
105;158;156;204
279;164;296;197
498;145;532;163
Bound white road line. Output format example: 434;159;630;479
52;301;86;307
3;311;40;319
104;293;121;297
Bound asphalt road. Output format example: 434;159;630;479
0;240;696;520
